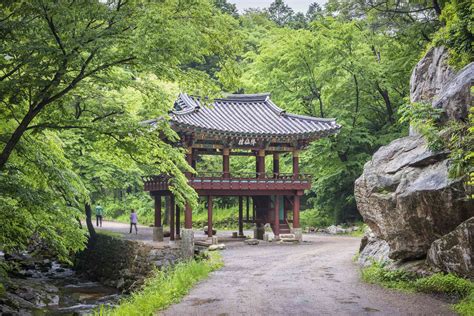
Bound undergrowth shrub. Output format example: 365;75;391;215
99;252;223;316
414;273;474;298
361;263;474;315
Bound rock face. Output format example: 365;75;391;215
410;46;454;104
433;63;474;122
355;135;472;260
358;230;392;268
355;47;473;269
427;217;474;279
410;46;473;123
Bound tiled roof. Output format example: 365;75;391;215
151;93;341;140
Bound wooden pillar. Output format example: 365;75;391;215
292;150;299;179
274;195;280;236
252;200;256;221
175;205;180;238
207;195;213;238
186;147;193;178
185;203;192;229
163;196;169;225
223;148;230;178
246;196;250;221
293;195;300;228
273;153;280;178
154;195;162;227
257;149;265;178
169;195;175;241
238;196;243;236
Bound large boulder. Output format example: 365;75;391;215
355;135;473;260
358;228;393;267
427;217;474;279
356;47;473;264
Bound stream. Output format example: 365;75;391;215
0;252;122;315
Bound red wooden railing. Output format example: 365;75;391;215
143;172;311;192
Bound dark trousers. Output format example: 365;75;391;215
96;215;102;227
130;223;137;234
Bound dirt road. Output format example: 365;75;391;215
162;234;455;316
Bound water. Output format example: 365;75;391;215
1;256;122;315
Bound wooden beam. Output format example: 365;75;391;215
195;189;298;196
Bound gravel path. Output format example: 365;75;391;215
96;221;454;315
162;235;455;316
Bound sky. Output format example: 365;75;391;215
230;0;327;13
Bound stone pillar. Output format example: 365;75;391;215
207;195;213;238
274;195;280;238
153;195;163;242
223;148;230;178
180;228;194;259
293;150;299;179
273;153;280;177
238;196;244;236
254;223;265;240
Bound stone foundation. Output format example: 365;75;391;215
291;228;303;241
153;226;164;242
254;225;265;240
75;234;184;292
179;228;194;259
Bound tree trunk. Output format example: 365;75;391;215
376;83;394;124
0;109;37;170
85;203;96;239
76;216;83;229
317;95;324;118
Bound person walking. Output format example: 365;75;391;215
95;204;104;227
130;209;138;234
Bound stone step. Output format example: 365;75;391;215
279;233;299;243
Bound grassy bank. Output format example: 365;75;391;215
361;263;474;315
98;252;223;316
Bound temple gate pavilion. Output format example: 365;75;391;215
143;93;341;243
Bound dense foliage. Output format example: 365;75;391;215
0;0;240;259
0;0;472;261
